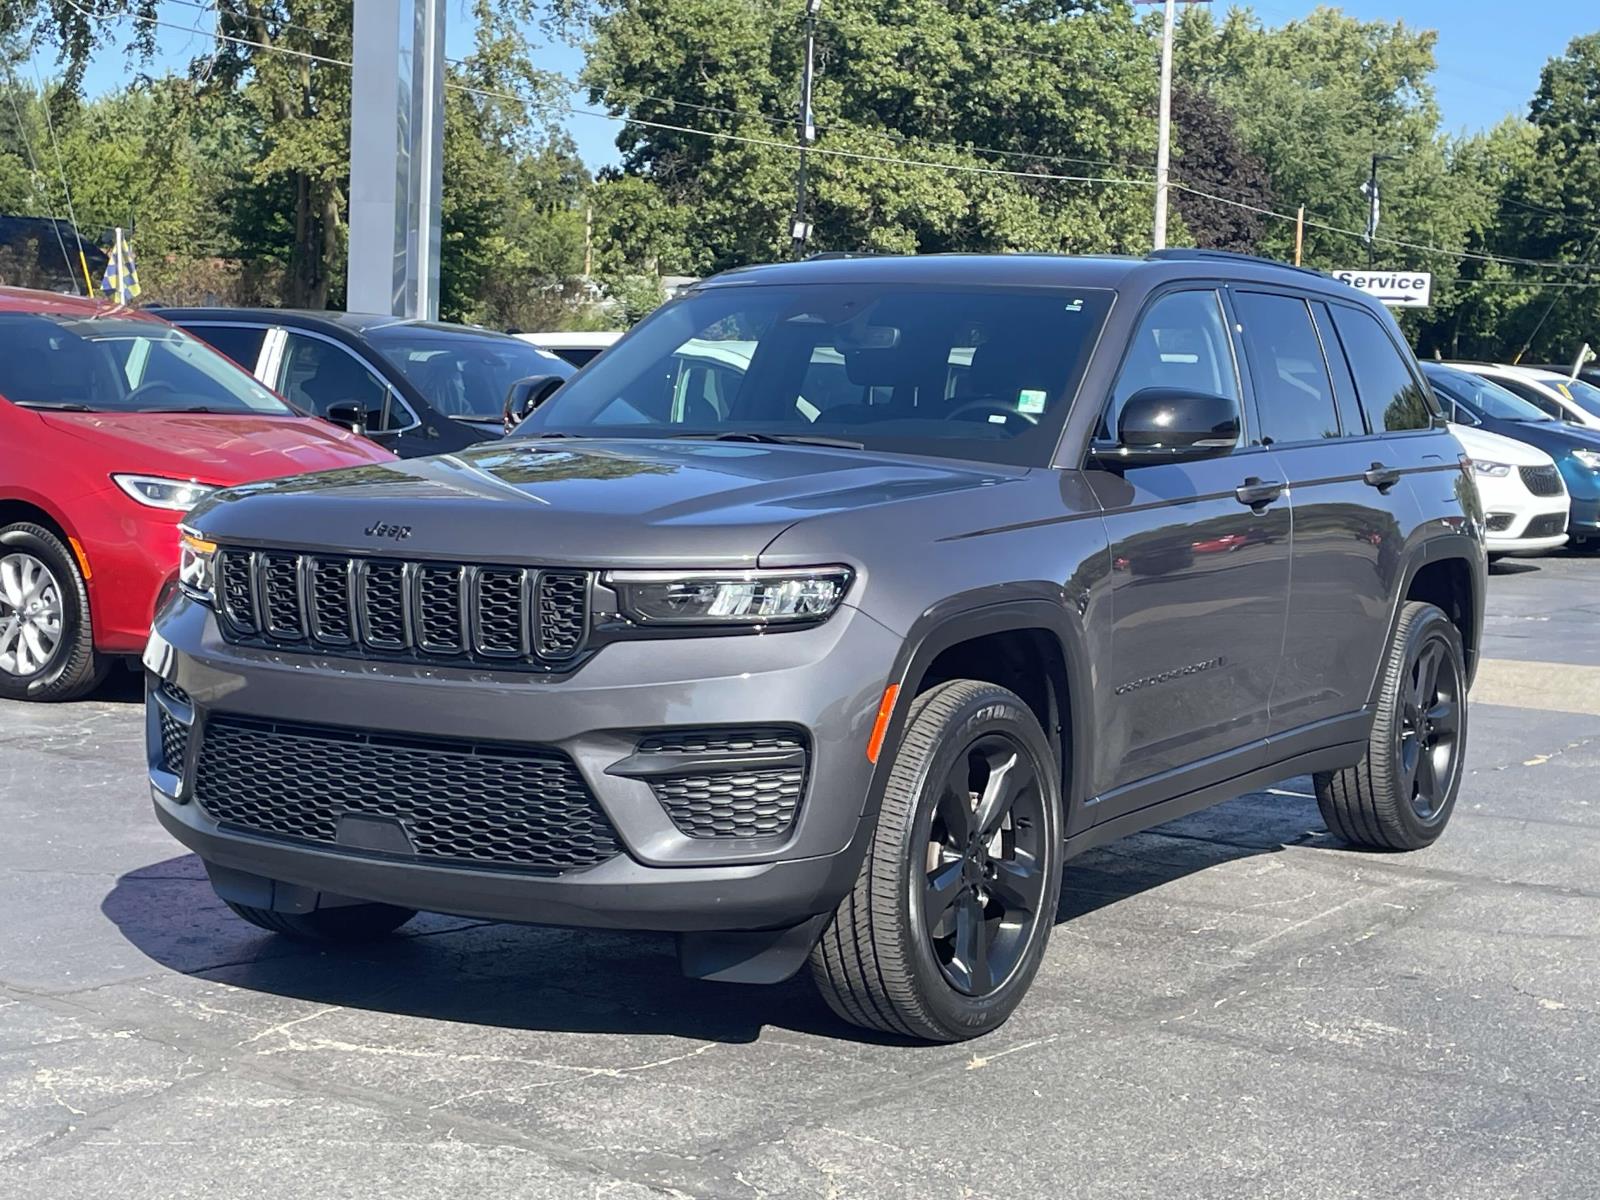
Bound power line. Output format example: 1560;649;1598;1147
27;60;91;292
1;61;79;293
73;3;1600;279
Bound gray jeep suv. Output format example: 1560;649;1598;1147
146;251;1485;1042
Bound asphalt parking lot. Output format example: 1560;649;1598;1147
3;553;1598;1200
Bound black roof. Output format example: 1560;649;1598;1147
155;307;521;340
698;249;1352;299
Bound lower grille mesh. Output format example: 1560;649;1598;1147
638;727;809;840
1524;512;1567;539
193;717;621;872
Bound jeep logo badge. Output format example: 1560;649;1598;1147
364;521;412;540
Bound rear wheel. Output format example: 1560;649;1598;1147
810;680;1063;1042
1315;601;1466;851
0;523;105;702
224;900;417;942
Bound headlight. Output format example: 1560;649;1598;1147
112;474;216;511
606;568;852;627
1471;460;1511;478
177;528;216;603
1572;449;1600;471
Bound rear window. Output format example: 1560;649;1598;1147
1327;306;1435;432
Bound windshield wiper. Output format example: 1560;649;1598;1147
670;431;866;450
12;400;93;411
139;405;224;414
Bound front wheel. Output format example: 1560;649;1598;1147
0;522;105;702
810;680;1063;1042
1315;601;1467;851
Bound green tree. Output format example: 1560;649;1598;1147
581;0;1162;271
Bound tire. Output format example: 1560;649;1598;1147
0;522;106;702
1315;601;1467;851
224;899;417;942
810;680;1064;1042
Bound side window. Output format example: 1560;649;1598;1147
1104;289;1241;442
1493;376;1564;419
1234;292;1340;444
189;325;266;374
1328;306;1434;432
279;333;398;430
1310;302;1368;435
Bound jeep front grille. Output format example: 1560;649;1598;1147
193;716;621;873
214;548;589;668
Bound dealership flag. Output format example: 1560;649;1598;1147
100;227;141;304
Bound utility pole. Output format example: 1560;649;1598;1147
1361;154;1384;269
1151;0;1176;250
790;0;820;259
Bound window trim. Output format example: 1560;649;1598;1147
1080;283;1253;466
273;325;421;436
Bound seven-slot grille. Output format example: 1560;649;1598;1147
1519;464;1564;497
192;716;621;872
215;548;589;667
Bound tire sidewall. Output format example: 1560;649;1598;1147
892;687;1063;1039
0;525;93;701
1386;607;1467;843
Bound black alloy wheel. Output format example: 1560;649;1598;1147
1398;634;1463;822
922;733;1049;998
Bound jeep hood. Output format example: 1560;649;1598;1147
190;437;1015;567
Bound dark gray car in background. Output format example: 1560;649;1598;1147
145;250;1485;1041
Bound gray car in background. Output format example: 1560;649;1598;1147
145;251;1485;1041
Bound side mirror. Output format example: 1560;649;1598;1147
324;400;367;434
1092;387;1241;466
502;374;567;434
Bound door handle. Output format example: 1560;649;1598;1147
1363;463;1402;493
1234;477;1284;511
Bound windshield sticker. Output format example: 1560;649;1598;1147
1017;389;1047;415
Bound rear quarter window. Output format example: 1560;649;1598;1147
1327;305;1435;432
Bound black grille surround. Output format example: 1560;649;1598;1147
1519;464;1564;497
155;680;192;775
213;547;590;670
1524;512;1568;539
628;727;810;840
192;716;622;873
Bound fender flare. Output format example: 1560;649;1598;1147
862;589;1097;837
1369;531;1486;707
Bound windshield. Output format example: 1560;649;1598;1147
1425;365;1552;422
516;283;1113;466
368;326;574;421
0;313;292;415
1557;377;1600;419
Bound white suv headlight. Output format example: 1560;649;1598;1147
112;474;216;511
607;568;852;627
1471;460;1511;478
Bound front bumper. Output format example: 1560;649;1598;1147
145;594;900;934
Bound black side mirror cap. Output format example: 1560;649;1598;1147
502;374;568;434
1092;387;1241;466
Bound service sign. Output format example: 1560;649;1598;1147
1332;269;1433;308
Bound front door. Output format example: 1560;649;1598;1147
1085;288;1291;815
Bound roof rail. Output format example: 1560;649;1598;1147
1147;247;1325;278
804;250;892;261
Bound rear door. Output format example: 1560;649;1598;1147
1231;290;1404;737
1086;287;1291;811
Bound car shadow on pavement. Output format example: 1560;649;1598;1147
101;785;1336;1045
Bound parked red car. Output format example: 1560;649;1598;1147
0;287;395;701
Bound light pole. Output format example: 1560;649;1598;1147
790;0;821;258
1151;0;1177;250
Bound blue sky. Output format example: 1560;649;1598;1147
66;1;1588;171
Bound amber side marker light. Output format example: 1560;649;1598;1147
67;536;92;580
866;683;901;763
